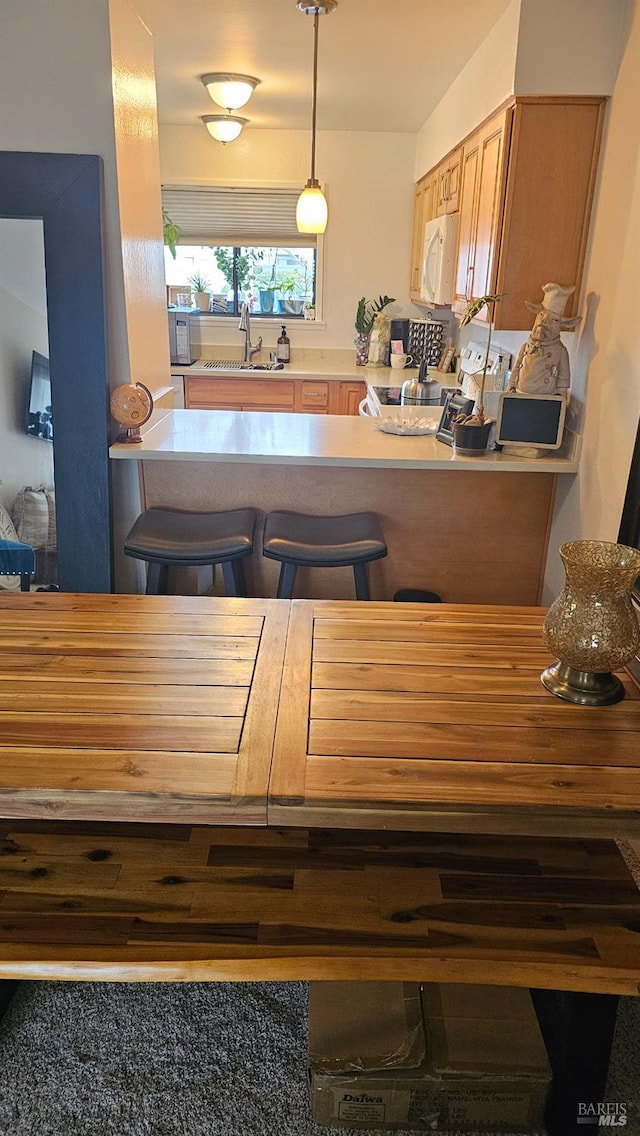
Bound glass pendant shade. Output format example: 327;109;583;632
296;180;328;233
201;115;247;143
200;73;260;111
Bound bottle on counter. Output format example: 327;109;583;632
277;325;291;364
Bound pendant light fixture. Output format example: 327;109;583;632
296;0;337;234
200;73;260;112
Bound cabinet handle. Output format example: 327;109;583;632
466;265;474;302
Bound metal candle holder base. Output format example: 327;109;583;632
540;662;625;706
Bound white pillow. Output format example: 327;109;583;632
0;500;21;590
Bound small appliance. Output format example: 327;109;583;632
389;318;411;364
420;213;459;306
168;311;196;366
400;361;442;406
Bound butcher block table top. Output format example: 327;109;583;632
270;600;640;838
0;594;638;992
0;592;289;825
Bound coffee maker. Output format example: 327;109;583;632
390;318;411;363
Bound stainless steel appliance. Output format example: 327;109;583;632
168;311;195;365
400;361;442;406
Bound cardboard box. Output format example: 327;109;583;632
308;982;552;1132
308;982;426;1074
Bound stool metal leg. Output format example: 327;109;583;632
231;557;248;598
277;561;297;599
221;558;248;598
146;562;169;595
353;562;370;601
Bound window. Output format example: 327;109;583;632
162;186;319;318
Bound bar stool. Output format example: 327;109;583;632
124;507;257;596
0;539;36;592
262;510;387;600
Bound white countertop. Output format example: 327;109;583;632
172;361;420;383
110;409;580;472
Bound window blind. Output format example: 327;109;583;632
161;185;313;248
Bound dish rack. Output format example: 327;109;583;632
408;317;447;369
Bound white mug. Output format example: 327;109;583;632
390;353;413;369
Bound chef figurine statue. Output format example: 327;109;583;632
507;282;581;398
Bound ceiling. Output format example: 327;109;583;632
133;0;512;134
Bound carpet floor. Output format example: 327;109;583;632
0;979;637;1136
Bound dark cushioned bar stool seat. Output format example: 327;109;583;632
124;507;257;596
0;539;36;592
262;510;387;600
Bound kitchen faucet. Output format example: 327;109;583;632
238;302;262;363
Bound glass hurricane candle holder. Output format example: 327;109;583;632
541;540;640;705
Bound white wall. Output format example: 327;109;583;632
414;0;521;179
0;220;53;509
159;124;417;351
544;0;640;596
515;0;625;95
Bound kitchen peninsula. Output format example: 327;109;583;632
111;408;578;604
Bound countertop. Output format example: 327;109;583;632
109;408;580;471
171;360;422;383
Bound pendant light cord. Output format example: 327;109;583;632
310;10;319;183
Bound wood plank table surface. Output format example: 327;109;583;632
0;592;289;825
270;600;640;838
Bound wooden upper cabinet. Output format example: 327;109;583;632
409;171;437;302
436;148;462;216
494;98;605;329
415;96;605;330
452;110;510;315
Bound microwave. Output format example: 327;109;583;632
168;310;196;365
420;213;459;307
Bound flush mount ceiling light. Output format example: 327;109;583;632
201;114;248;144
200;73;260;112
296;0;337;234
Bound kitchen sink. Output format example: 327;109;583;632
193;359;283;371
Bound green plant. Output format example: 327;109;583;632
187;271;211;294
254;260;277;292
457;293;501;425
355;294;395;335
276;272;302;300
214;248;257;294
162;209;180;259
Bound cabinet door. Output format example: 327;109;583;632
331;381;367;416
409;181;427;299
494;98;604;330
453;141;481;309
184;376;295;410
295;380;330;413
409;173;437;302
453;111;509;317
436;149;461;216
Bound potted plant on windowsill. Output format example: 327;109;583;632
277;272;305;316
188;272;212;313
452;293;501;455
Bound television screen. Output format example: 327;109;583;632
26;350;53;442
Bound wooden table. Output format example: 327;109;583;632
0;593;638;1135
0;591;289;825
271;600;640;838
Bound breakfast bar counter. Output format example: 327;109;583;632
110;410;578;604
